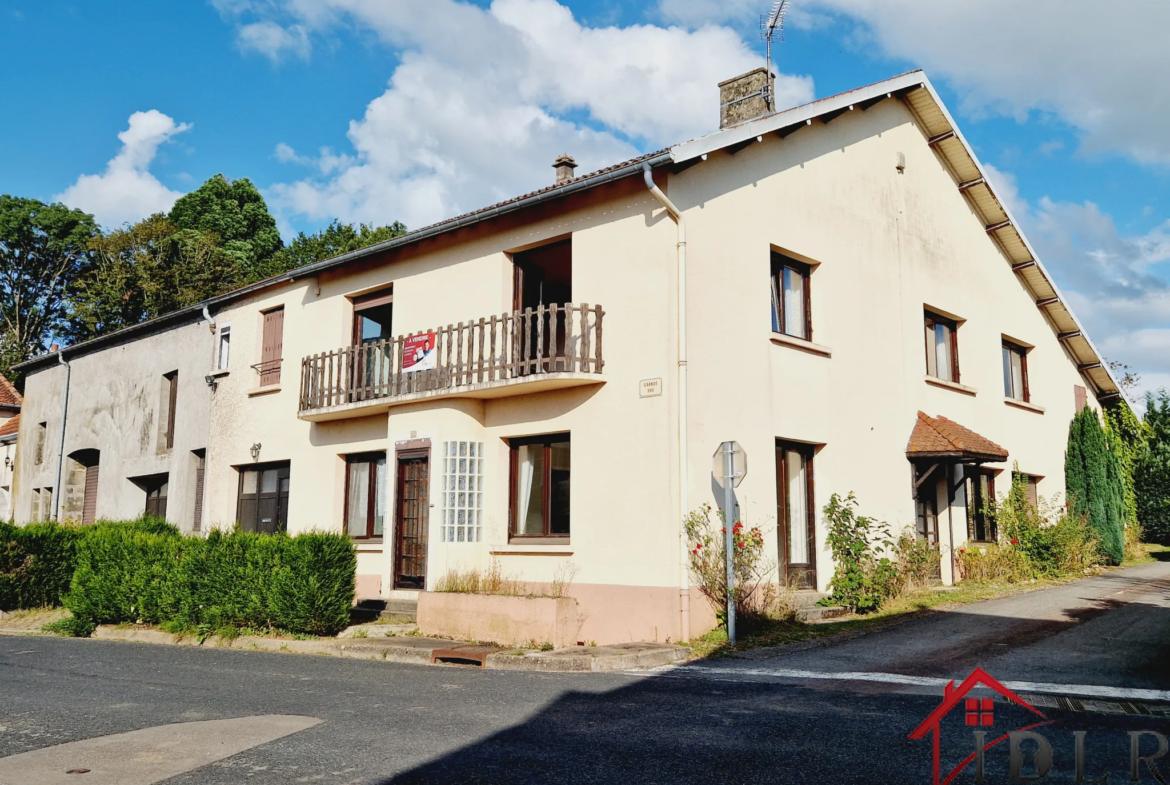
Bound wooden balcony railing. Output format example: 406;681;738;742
299;303;604;413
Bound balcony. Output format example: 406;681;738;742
298;303;606;421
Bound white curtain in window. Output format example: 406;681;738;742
373;456;386;536
517;445;543;534
783;267;805;339
1010;350;1024;400
787;451;808;564
770;275;782;333
934;323;951;382
1002;346;1014;397
347;462;369;537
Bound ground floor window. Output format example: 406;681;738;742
441;441;484;542
142;474;169;518
510;434;569;540
1013;471;1041;511
237;462;290;534
345;452;385;539
968;468;997;543
776;440;816;589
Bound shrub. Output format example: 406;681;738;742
683;503;776;627
1066;406;1126;563
1136;392;1170;545
956;544;1028;582
66;526;356;636
896;532;941;590
42;615;96;637
992;474;1101;578
822;493;901;613
0;521;81;610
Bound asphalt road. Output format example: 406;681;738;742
1;560;1168;785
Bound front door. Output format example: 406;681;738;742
394;451;429;589
776;441;816;590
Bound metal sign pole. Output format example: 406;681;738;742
722;442;736;645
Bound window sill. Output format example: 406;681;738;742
210;369;230;378
1004;397;1045;414
354;540;383;551
770;332;832;357
492;542;573;556
924;376;977;396
247;384;281;397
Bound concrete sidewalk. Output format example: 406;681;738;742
81;624;690;672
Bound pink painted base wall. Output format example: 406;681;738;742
568;583;719;644
355;574;381;599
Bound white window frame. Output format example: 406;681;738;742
216;323;232;371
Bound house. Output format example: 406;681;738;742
0;374;21;521
13;320;214;526
10;70;1124;643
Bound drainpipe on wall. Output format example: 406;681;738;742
53;350;71;521
642;162;691;643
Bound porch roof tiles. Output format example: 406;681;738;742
0;374;21;410
906;411;1008;463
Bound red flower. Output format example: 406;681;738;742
692;549;698;555
1010;539;1019;545
695;543;702;549
721;528;726;534
959;548;966;554
738;542;746;548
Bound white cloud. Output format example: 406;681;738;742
237;20;311;60
991;166;1170;401
56;110;191;229
216;0;814;229
784;0;1170;166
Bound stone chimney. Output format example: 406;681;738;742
553;154;578;185
718;68;773;129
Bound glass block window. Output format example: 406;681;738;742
441;441;484;542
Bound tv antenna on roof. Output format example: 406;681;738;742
760;0;791;111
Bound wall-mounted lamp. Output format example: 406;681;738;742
3;456;11;470
204;374;217;391
250;442;262;461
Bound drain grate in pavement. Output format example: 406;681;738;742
1017;693;1170;716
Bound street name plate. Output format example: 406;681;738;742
640;378;662;397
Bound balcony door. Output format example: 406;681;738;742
513;239;572;373
352;288;394;397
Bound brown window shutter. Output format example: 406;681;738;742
82;463;100;525
261;308;285;386
1074;384;1087;411
193;454;205;531
1026;478;1039;511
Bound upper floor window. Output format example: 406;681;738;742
160;371;178;451
510;434;570;540
1002;340;1030;402
924;310;960;383
770;253;811;340
34;421;46;465
352;288;394;346
258;307;284;386
216;324;231;370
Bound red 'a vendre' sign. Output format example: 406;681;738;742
403;333;437;372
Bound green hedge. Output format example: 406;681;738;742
66;526;356;636
0;521;80;610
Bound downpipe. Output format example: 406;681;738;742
53;350;71;521
642;162;691;643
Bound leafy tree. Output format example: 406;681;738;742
168;174;282;283
68;216;242;343
272;220;407;272
1065;406;1126;563
1136;392;1170;544
0;196;99;382
1102;399;1148;531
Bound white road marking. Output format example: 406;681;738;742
635;665;1170;703
0;715;321;785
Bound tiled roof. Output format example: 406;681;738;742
0;413;19;439
906;411;1008;462
0;374;21;409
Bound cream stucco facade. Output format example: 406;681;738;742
9;71;1121;644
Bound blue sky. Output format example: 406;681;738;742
2;0;1168;396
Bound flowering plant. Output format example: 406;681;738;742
682;504;775;627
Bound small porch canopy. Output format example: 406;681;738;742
906;411;1008;464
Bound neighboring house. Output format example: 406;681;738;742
10;70;1125;643
13;321;214;528
0;374;21;521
